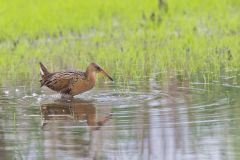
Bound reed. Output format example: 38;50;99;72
0;0;239;82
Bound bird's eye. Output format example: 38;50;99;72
96;66;101;71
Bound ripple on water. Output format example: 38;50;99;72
0;76;239;160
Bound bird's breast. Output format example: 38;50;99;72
70;79;95;96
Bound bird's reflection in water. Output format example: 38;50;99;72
40;98;112;130
40;99;112;159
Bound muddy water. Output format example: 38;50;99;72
0;74;240;160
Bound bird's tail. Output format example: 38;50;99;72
40;62;50;87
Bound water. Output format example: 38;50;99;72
0;73;240;160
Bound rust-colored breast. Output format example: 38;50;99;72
70;78;95;96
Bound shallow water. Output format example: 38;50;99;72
0;73;240;160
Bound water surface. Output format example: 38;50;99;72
0;73;240;160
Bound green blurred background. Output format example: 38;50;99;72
0;0;239;81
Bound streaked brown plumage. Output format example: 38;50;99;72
40;62;113;97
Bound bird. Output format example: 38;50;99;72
39;62;113;97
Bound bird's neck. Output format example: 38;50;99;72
86;70;96;85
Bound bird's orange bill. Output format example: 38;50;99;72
100;69;113;81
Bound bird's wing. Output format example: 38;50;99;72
44;71;87;94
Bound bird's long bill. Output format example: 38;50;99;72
100;69;113;81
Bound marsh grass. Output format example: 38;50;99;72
0;0;239;82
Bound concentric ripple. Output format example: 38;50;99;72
0;75;239;160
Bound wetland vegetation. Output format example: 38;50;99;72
0;0;239;82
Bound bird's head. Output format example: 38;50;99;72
88;63;113;81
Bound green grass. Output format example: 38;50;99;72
0;0;239;82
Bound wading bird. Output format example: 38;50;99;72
40;62;113;97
